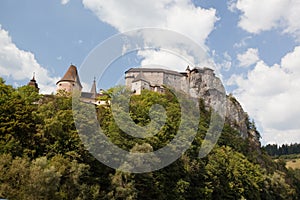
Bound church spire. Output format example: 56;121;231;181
186;65;190;72
27;72;39;92
90;77;97;98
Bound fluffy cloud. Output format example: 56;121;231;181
0;25;58;93
228;46;300;145
281;46;300;74
237;48;259;67
82;0;217;44
82;0;218;71
230;0;300;40
138;49;195;72
61;0;70;5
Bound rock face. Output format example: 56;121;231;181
225;95;249;138
187;67;260;146
124;66;261;147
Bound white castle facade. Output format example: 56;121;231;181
28;64;216;103
125;66;215;95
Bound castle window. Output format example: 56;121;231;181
59;83;62;86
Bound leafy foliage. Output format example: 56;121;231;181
0;78;299;199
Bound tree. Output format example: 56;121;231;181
205;146;264;199
0;82;40;157
0;154;101;200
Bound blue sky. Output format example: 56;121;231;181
1;0;300;145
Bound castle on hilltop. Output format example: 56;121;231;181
27;64;260;144
27;64;217;101
125;66;215;95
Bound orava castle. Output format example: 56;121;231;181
124;66;215;95
27;64;260;146
28;64;216;101
27;64;225;110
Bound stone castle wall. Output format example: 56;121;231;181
125;67;259;144
57;81;81;93
125;69;184;91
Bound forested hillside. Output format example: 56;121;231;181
264;143;300;157
1;77;300;199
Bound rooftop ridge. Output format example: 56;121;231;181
132;71;150;83
56;65;82;88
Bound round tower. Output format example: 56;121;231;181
56;64;82;93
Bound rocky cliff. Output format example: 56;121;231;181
187;67;260;147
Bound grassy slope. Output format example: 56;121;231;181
273;154;300;169
286;159;300;169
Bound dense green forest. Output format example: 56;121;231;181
264;143;300;157
1;77;300;199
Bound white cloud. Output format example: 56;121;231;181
82;0;217;45
209;51;232;73
263;129;300;145
0;25;58;94
61;0;70;5
138;49;195;72
228;46;300;145
220;52;232;71
281;46;300;74
223;51;231;61
237;48;259;67
82;0;218;71
233;36;252;48
230;0;300;40
227;0;237;12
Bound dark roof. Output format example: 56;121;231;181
192;67;214;73
132;72;150;83
56;65;82;88
125;68;184;76
203;67;214;71
90;78;97;98
81;92;95;99
81;92;103;99
125;67;215;77
27;74;39;90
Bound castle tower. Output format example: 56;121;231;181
27;72;39;92
131;71;150;94
90;77;97;98
185;65;190;72
56;64;82;93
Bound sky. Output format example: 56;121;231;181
0;0;300;145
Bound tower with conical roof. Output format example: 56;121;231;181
27;72;39;92
56;64;82;93
90;77;97;98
